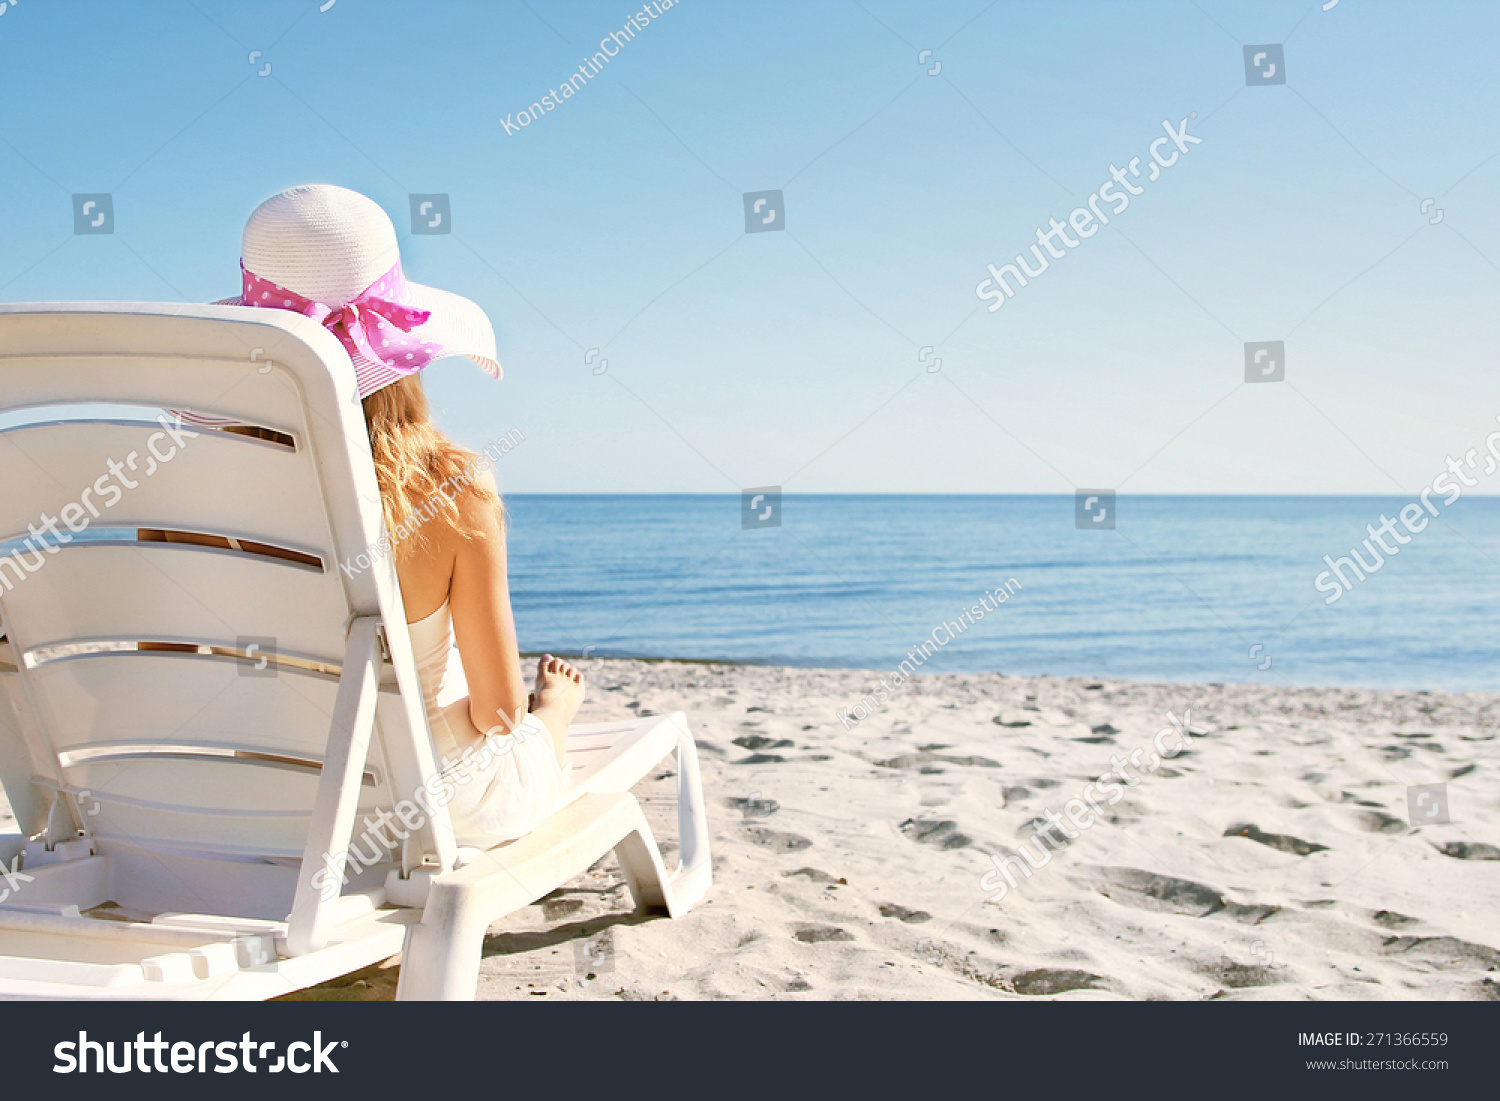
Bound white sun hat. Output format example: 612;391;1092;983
209;184;499;411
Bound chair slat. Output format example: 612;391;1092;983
1;543;347;661
0;420;338;554
32;653;352;760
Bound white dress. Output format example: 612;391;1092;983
405;600;567;847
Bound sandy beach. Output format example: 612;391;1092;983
250;659;1497;1001
3;657;1495;1000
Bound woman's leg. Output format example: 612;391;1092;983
528;655;585;768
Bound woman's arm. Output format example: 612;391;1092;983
447;474;530;737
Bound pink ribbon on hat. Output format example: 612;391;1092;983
239;260;441;376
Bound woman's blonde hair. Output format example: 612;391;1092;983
361;375;499;553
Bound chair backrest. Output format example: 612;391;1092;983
0;303;457;919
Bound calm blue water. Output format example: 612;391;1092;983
503;495;1500;693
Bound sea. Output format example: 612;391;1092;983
502;495;1500;693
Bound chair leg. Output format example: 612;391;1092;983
395;906;490;1001
667;722;713;913
611;721;713;918
613;824;671;913
397;719;715;998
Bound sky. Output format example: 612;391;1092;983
3;0;1500;495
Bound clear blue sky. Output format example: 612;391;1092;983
4;0;1499;494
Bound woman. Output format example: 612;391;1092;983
362;371;584;845
167;184;585;847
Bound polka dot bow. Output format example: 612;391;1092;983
239;260;440;379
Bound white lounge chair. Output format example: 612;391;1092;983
0;302;710;1000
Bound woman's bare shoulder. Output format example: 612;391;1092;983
454;467;505;545
466;463;501;501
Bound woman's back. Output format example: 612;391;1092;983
162;183;589;848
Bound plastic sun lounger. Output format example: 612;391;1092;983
0;303;710;1000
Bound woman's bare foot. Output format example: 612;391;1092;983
530;655;585;767
533;654;585;721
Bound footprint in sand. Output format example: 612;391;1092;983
1355;810;1409;834
1193;958;1284;990
1073;723;1120;744
744;826;812;852
875;750;1000;770
1082;867;1280;923
784;867;847;885
1007;968;1114;996
1018;815;1074;848
1224;822;1330;856
726;794;780;817
1436;841;1500;860
1380;935;1500;971
878;903;932;924
899;817;972;850
734;735;794;751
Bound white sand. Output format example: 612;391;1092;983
7;660;1497;1000
456;660;1499;1002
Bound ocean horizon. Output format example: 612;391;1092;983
502;494;1500;693
8;493;1494;693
